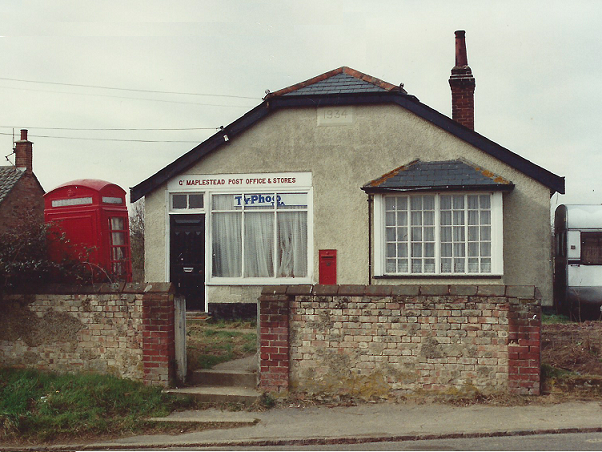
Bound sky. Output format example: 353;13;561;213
1;0;600;214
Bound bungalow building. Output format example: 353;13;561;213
131;31;565;314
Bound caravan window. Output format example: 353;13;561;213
581;232;602;265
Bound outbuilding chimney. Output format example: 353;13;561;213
449;30;476;130
14;129;33;173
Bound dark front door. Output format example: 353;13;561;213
170;214;205;311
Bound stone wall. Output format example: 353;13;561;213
259;284;541;397
0;282;176;386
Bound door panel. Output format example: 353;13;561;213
170;215;205;311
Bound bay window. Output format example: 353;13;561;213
376;192;502;276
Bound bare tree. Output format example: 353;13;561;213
129;199;145;282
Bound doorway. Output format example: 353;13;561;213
170;214;205;311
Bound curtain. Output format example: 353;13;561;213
212;212;242;277
277;211;307;277
244;212;274;277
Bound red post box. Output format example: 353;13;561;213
319;249;337;285
44;179;132;282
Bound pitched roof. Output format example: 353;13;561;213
130;67;565;202
267;66;405;97
0;167;25;205
362;159;515;193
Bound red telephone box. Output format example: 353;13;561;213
44;179;132;282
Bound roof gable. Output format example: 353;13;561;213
267;67;404;98
0;167;25;204
131;67;565;202
363;159;514;193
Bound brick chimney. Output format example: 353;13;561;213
14;129;33;173
449;30;476;130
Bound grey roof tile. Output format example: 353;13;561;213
0;166;24;204
363;160;514;192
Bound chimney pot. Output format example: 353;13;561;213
454;30;468;67
20;129;28;141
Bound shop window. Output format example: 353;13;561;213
375;192;502;276
581;232;602;265
211;192;308;280
171;193;204;210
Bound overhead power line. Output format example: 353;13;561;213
0;131;203;143
0;125;219;131
0;76;260;100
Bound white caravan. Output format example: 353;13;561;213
554;204;602;316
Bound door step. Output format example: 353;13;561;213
189;369;257;388
165;386;261;404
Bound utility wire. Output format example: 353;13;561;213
0;125;219;131
0;84;257;107
0;131;203;143
0;76;259;100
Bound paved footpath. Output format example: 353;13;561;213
7;400;600;451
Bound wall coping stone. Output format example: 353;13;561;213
8;282;174;295
260;285;540;300
313;284;339;296
338;285;367;296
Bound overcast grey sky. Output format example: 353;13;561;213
1;0;599;212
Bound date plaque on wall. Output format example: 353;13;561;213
317;107;354;126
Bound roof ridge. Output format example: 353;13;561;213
266;66;402;98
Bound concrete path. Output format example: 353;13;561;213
78;400;602;450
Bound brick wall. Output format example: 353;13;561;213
259;284;541;397
0;172;45;233
0;282;176;386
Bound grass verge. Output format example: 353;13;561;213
0;367;196;444
187;319;257;372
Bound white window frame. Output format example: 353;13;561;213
373;191;503;276
207;190;313;285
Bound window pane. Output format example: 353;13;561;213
453;195;464;209
111;232;125;246
468;258;479;273
110;217;124;230
397;211;408;226
386;260;396;272
424;259;436;273
244;212;274;277
454;258;465;273
411;212;422;226
468;211;479;225
386;212;395;226
467;195;479;209
481;258;492;273
386;227;396;241
441;226;452;242
423;211;434;225
189;194;204;209
424;227;434;241
423;196;435;210
213;194;240;210
441;211;452;225
212;212;242;277
397;243;408;257
387;243;396;258
441;243;452;257
481;226;491;241
480;210;491;224
173;194;187;209
398;259;409;273
480;195;491;209
277;193;307;209
411;197;422;210
411;227;422;241
468;242;479;257
480;242;491;257
385;197;396;210
453;211;464;225
397;227;408;241
412;243;422;257
440;195;452;210
277;211;307;277
424;243;435;257
441;258;452;273
412;259;422;273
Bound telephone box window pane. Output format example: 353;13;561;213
173;195;187;209
112;232;125;246
110;217;125;231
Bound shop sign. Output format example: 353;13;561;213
168;172;312;191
